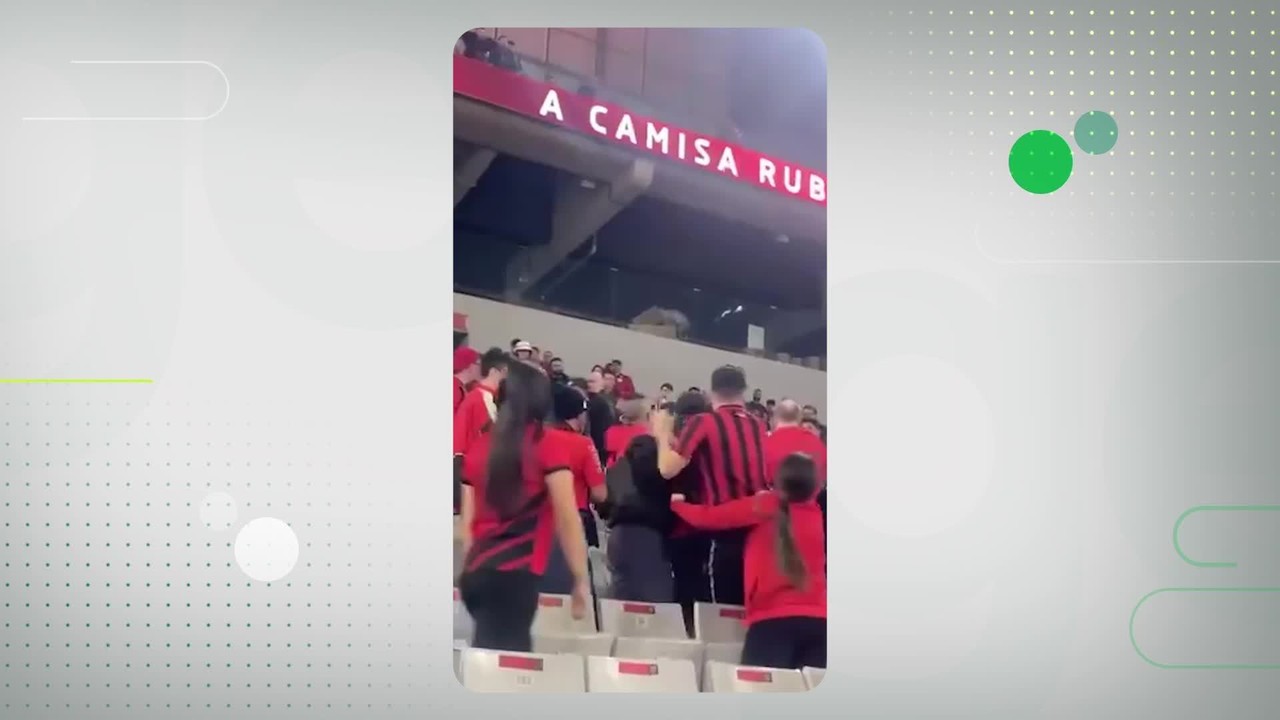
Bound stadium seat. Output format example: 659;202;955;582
460;649;587;693
453;639;468;681
588;547;612;598
613;635;707;686
693;602;748;643
802;666;825;689
703;641;744;666
612;635;704;664
533;632;616;657
703;661;808;693
598;599;687;639
531;593;597;635
453;588;473;641
587;656;699;693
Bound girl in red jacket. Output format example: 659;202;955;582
670;453;826;669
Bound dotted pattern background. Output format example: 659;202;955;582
1;388;425;716
852;4;1279;262
2;2;1279;718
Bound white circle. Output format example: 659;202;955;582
198;492;238;531
844;355;993;538
234;517;300;582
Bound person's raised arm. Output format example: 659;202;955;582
671;493;774;531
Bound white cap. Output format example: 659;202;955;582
514;340;534;353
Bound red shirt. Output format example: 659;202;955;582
614;373;636;399
672;492;825;625
547;427;605;510
604;423;647;467
673;404;769;506
460;427;575;576
453;382;498;456
764;426;827;487
453;377;467;414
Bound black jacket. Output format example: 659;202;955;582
586;392;616;465
604;435;674;534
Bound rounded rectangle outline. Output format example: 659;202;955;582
1129;587;1280;670
21;60;229;121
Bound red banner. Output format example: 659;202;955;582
453;56;826;207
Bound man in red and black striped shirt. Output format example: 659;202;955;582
653;365;767;607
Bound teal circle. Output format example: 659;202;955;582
1074;110;1118;155
1008;130;1073;195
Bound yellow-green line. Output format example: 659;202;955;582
0;379;153;384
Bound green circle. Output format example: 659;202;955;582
1008;130;1073;195
1074;110;1118;154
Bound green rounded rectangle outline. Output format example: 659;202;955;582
1130;587;1280;670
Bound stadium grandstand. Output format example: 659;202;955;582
452;28;827;693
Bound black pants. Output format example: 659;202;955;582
741;616;827;670
453;456;463;516
817;488;827;555
458;568;539;652
580;509;599;548
705;530;747;606
668;530;747;633
668;535;710;637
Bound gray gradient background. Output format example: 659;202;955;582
1;0;1278;717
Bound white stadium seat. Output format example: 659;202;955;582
532;593;598;635
703;641;744;666
598;599;688;639
587;656;699;693
453;588;473;641
453;639;468;681
802;666;825;689
703;661;808;693
612;636;704;665
460;649;586;693
613;635;707;687
588;547;612;598
533;632;616;657
693;602;748;643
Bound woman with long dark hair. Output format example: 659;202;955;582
457;361;592;651
670;453;826;669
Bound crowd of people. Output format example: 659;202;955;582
451;339;828;671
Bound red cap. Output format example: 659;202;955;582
453;347;480;373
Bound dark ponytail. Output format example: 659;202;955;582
774;453;818;589
486;361;552;518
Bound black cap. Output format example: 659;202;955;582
550;383;588;422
